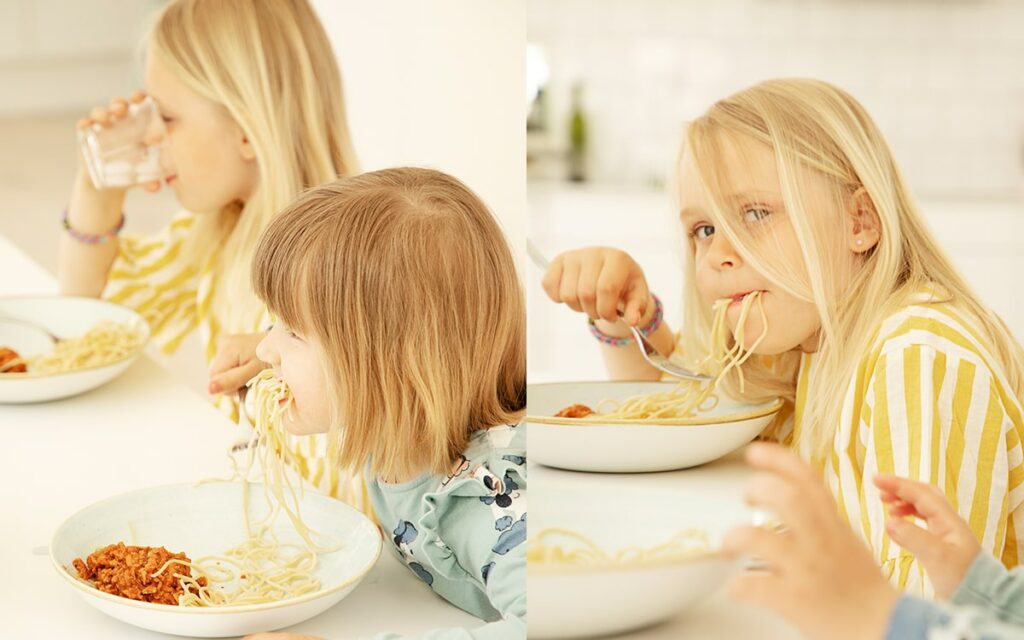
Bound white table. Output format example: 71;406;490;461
531;452;801;639
0;233;478;639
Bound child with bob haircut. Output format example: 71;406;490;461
246;167;526;640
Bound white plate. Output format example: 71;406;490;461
527;381;783;472
530;554;738;639
0;295;150;403
51;482;382;638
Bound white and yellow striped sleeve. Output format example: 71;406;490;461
854;340;1020;595
103;212;200;355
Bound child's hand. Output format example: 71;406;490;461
76;91;162;194
722;442;899;640
541;247;653;327
873;474;982;600
208;332;270;395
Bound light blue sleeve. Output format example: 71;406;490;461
951;552;1024;626
885;595;1024;640
366;428;527;640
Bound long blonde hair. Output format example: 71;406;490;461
147;0;359;331
677;78;1024;458
252;168;526;481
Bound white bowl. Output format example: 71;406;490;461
529;554;739;639
51;482;382;638
527;381;783;472
0;295;150;403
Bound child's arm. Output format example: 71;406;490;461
541;247;674;380
878;474;1024;626
60;94;162;297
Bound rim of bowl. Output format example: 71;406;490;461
0;295;151;380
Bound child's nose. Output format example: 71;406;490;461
706;233;742;270
255;334;277;365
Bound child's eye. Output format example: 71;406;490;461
286;328;300;340
743;206;771;223
692;224;715;240
160;114;174;124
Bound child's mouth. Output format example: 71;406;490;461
728;290;762;306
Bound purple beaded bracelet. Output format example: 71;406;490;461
588;293;664;346
62;208;125;245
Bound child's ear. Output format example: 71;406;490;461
236;123;256;162
847;186;880;254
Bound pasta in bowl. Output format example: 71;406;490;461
528;381;783;472
528;527;738;638
0;295;149;403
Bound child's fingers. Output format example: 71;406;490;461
727;570;788;614
887;502;921;519
208;360;267;396
130;90;147;103
576;256;602;320
872;475;956;524
108;97;128;118
76;117;93;130
722;524;793;567
541;258;564;302
557;259;583;313
89;106;110;126
594;261;628;323
745;442;821;489
885;517;943;565
742;472;825;536
621;280;650;327
141;180;162;193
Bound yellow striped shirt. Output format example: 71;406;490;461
768;288;1024;595
104;211;368;512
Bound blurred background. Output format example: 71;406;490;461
0;0;525;392
527;0;1024;382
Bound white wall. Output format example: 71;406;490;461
314;0;526;265
529;0;1024;201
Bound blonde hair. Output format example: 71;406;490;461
252;168;526;480
677;78;1024;459
147;0;359;330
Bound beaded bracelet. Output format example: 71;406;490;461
588;293;664;347
62;207;125;245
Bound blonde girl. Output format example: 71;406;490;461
544;78;1024;595
244;167;526;639
59;0;360;504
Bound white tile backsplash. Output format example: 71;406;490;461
529;0;1024;200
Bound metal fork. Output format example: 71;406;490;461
230;386;256;453
0;313;60;343
527;239;711;382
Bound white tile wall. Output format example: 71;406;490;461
528;0;1024;200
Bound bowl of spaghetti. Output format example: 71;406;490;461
0;295;149;403
50;481;383;637
528;527;738;638
528;381;783;472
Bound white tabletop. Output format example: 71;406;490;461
0;233;478;639
531;451;801;639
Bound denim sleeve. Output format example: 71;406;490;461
952;553;1024;626
886;595;1024;640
